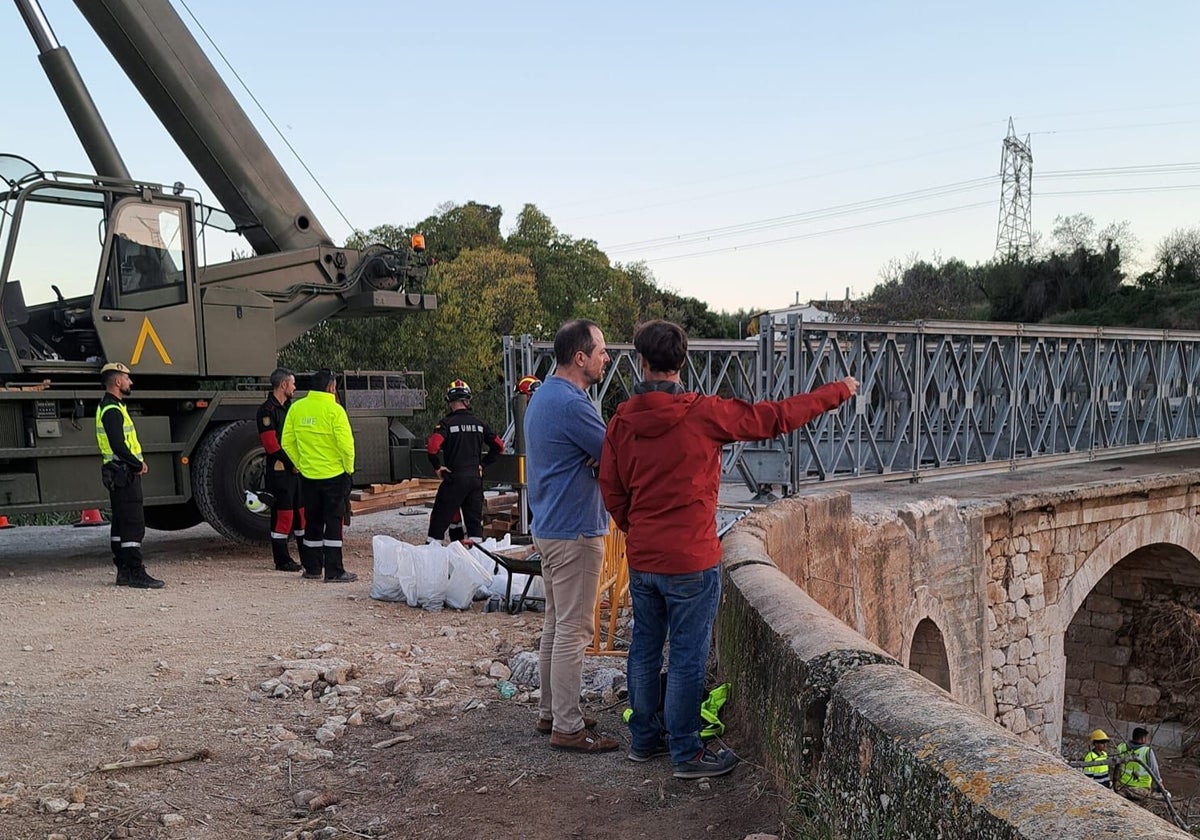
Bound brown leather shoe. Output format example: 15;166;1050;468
536;716;597;735
550;727;619;753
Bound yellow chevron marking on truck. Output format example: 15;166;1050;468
130;316;173;366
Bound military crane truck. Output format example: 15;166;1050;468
0;0;436;541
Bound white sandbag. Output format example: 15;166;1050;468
444;542;494;610
409;542;450;611
369;535;407;602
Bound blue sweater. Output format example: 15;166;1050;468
524;375;610;540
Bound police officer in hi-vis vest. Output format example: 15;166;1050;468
95;362;165;589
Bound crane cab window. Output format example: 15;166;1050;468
105;202;188;311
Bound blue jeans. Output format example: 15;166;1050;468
626;566;721;764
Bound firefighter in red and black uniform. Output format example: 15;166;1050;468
426;379;504;544
256;367;304;571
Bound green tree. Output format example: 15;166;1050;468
1139;226;1200;288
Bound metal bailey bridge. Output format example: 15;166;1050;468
503;316;1200;498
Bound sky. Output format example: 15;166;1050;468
5;0;1200;314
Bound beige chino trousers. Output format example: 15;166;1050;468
534;535;604;734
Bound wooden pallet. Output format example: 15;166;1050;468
348;478;443;515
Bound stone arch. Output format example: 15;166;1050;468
1055;512;1200;632
900;587;958;698
909;618;952;692
1045;511;1200;748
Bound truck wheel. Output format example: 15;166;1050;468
192;421;270;543
144;501;204;531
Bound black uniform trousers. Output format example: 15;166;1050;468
427;473;484;541
102;462;145;571
266;466;304;566
299;474;350;578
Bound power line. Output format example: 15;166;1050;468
609;159;1200;258
639;201;996;264
607;177;998;253
636;181;1200;265
176;0;357;236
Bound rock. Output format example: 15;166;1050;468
428;678;453;697
0;794;16;810
280;669;320;687
472;658;493;675
293;789;319;807
273;658;352;674
312;643;336;654
389;711;422;731
69;784;87;803
347;710;364;726
474;676;495;688
488;661;512;680
508;651;540;687
48;834;68;840
126;735;160;752
475;786;488;794
41;797;70;813
160;812;185;826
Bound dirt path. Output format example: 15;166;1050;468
0;514;784;840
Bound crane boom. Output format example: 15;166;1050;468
72;0;331;255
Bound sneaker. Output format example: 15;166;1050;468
536;716;596;736
324;572;358;583
549;727;619;753
301;571;322;580
627;740;671;762
672;747;739;780
274;560;302;572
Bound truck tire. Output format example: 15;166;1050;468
192;421;270;543
144;501;204;531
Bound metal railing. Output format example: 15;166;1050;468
503;316;1200;494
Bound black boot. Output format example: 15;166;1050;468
115;563;131;587
127;566;165;589
271;539;301;571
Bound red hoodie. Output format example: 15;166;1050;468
599;382;852;574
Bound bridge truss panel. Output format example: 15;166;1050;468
502;320;1200;494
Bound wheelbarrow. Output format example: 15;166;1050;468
471;543;544;615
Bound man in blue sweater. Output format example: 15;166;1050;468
524;319;618;753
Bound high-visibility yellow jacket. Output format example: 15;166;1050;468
1118;743;1154;789
280;390;354;480
96;396;142;467
1083;749;1109;783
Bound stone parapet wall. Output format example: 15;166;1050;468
718;523;1191;838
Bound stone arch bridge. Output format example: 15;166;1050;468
747;450;1200;755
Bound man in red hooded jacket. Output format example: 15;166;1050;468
599;319;857;780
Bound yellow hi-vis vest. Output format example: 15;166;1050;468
1118;743;1153;789
96;400;142;464
1083;749;1108;782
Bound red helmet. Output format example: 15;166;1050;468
517;375;541;396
